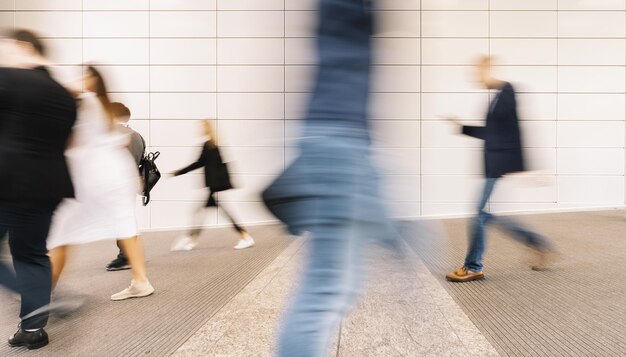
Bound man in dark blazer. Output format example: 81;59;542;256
0;29;76;349
445;56;555;283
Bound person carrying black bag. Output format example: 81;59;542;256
170;120;255;251
105;103;145;271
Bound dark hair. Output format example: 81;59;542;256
110;102;131;121
4;29;46;56
86;66;114;126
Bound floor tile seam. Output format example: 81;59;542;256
124;246;285;356
124;254;277;356
401;240;501;357
165;254;283;353
172;240;300;356
178;243;305;355
253;237;307;299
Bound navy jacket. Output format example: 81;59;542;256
0;67;76;200
462;82;525;178
177;142;233;192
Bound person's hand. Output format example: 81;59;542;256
443;116;462;125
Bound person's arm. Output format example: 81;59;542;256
461;125;487;140
444;116;487;140
174;145;206;176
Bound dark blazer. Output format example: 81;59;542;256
177;142;233;192
462;82;525;178
0;67;77;200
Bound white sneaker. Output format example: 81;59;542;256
234;234;255;250
111;280;154;301
171;236;198;251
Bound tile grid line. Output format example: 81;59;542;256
556;0;559;205
283;0;286;187
419;0;423;217
147;0;152;228
215;0;221;227
487;0;492;214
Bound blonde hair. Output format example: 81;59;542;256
203;119;218;146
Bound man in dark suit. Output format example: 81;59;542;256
446;56;555;283
0;29;76;349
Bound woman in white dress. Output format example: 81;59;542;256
47;66;154;301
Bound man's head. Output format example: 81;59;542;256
110;102;131;124
474;55;503;90
0;29;47;67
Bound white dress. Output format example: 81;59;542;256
47;93;140;249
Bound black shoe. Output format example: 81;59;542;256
8;328;48;350
106;257;130;271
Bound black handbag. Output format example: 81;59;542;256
139;151;161;206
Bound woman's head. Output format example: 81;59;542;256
84;66;108;95
202;119;218;145
84;65;114;125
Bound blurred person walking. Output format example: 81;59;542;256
47;66;155;301
0;29;76;349
261;1;394;356
170;120;255;251
445;56;556;283
105;102;146;272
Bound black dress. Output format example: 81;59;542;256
176;142;233;207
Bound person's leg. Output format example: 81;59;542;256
491;209;556;270
219;204;246;235
171;201;206;252
216;198;255;249
105;240;130;271
0;226;19;293
6;202;57;330
492;215;552;250
111;235;154;301
463;178;498;273
278;220;365;357
189;201;208;240
117;236;147;283
48;245;68;291
116;240;127;261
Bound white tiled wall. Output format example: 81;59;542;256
2;2;626;229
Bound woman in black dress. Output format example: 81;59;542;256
171;120;255;251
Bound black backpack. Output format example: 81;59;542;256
139;151;161;206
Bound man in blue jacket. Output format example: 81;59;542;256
446;56;556;283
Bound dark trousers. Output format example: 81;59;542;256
0;200;59;330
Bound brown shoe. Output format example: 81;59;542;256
531;248;559;271
446;267;485;282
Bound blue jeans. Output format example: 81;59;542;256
0;200;59;329
262;1;393;356
464;178;550;272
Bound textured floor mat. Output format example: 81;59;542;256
402;210;626;357
0;225;292;357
